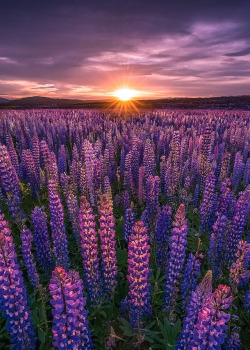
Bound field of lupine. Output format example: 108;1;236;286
0;109;249;350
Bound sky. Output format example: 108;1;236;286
0;0;250;100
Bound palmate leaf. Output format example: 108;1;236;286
117;317;135;337
144;318;181;349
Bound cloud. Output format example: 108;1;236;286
225;48;250;57
0;0;250;98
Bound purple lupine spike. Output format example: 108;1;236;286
224;332;241;350
83;140;96;207
60;172;70;197
164;204;188;314
143;139;155;179
66;192;80;244
219;151;231;185
176;270;212;350
22;149;39;197
69;270;93;349
127;221;151;329
78;196;101;303
169;131;181;194
124;151;132;191
108;141;117;183
72;143;79;162
232;152;245;191
216;179;236;218
227;187;250;265
243;157;250;186
48;181;70;270
120;147;126;178
48;151;59;184
31;135;40;179
122;190;130;213
31;206;54;272
0;212;37;349
69;159;78;194
180;245;203;311
244;286;250;313
79;163;88;196
49;267;93;350
200;173;216;232
21;227;40;289
104;175;111;194
208;213;228;280
6;133;20;176
199;124;212;183
229;240;250;293
156;205;172;271
145;175;160;241
40;140;50;171
58;145;67;175
193;183;200;208
0;143;23;220
131;136;139;189
191;284;233;349
98;194;118;295
123;208;135;243
138;166;145;205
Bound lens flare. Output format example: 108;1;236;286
113;88;137;101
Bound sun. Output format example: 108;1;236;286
113;88;136;101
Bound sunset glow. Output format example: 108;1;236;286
113;88;137;101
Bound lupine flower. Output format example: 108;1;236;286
83;140;96;207
216;179;236;218
131;136;140;189
155;205;172;270
145;175;160;241
79;196;101;303
229;240;250;293
224;332;241;350
49;267;93;349
66;191;80;244
21;227;40;289
31;206;54;272
98;194;118;295
122;190;130;213
176;270;212;349
48;181;70;270
199;125;212;182
0;143;22;220
143;139;155;179
232;152;245;191
6;133;20;176
191;284;233;349
208;213;228;280
164;204;188;314
127;221;151;329
123;208;135;243
22;149;39;197
58;145;67;175
243;157;250;186
168;131;181;194
227;187;250;265
200;173;217;232
180;246;203;310
219;151;231;185
138;166;145;204
0;212;37;349
31;135;40;179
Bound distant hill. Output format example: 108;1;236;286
3;96;84;107
0;95;250;110
0;97;9;103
